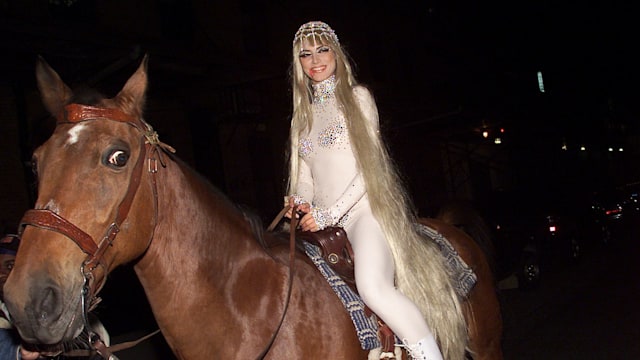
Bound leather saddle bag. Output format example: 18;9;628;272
295;226;355;288
266;206;356;289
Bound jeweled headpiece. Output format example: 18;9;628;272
293;21;339;46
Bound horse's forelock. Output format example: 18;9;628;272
176;159;269;249
69;85;107;106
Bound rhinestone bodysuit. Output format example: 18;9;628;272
295;78;376;228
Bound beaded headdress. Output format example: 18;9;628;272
293;21;339;46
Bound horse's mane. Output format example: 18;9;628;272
171;152;270;250
237;204;268;249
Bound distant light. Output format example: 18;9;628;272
608;147;614;152
500;128;505;133
537;71;545;93
561;143;568;150
494;137;502;144
482;130;489;138
619;148;624;152
580;146;586;151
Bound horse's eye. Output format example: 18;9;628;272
106;150;129;167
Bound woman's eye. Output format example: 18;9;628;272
317;46;330;53
107;150;129;167
299;52;311;58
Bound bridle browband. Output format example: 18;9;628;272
19;103;173;358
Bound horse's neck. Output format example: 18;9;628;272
132;160;285;341
140;159;266;271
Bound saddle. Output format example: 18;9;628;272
295;226;356;289
267;207;396;354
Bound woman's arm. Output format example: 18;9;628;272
286;157;314;218
307;173;366;230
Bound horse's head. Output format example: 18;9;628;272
4;56;164;347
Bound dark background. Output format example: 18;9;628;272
1;0;639;357
2;0;638;225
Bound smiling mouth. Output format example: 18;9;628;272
311;66;326;74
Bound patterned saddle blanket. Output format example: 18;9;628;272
301;223;477;350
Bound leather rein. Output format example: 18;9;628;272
252;206;299;359
19;103;172;358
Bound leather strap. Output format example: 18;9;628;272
20;209;97;255
58;104;143;129
266;206;289;232
62;329;161;358
256;205;297;359
84;140;148;272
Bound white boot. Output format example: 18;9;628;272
403;337;443;360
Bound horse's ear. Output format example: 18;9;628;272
115;54;149;117
35;56;73;117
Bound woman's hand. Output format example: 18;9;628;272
298;212;320;232
19;345;42;360
284;196;311;219
284;196;318;231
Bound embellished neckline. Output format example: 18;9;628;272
312;75;336;104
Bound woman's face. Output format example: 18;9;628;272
298;39;336;83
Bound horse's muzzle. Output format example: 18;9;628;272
5;272;85;344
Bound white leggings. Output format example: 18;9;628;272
345;209;434;345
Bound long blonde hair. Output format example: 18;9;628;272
287;25;468;359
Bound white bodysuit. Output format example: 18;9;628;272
294;75;433;344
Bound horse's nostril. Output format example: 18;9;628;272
36;286;59;327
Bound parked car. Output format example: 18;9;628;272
487;188;583;290
586;188;626;244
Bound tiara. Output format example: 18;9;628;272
293;21;339;46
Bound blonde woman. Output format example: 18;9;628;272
284;21;467;360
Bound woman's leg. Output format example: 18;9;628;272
347;214;442;359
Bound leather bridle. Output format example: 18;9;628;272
17;103;296;359
18;103;172;357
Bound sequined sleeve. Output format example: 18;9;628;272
295;157;314;205
353;86;379;131
323;172;366;225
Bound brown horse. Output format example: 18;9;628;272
4;57;502;359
